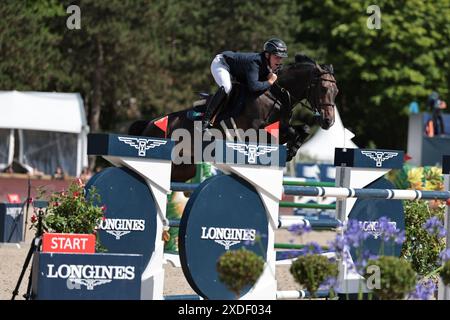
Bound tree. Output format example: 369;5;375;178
0;1;67;91
293;0;450;149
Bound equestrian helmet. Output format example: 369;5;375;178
263;38;288;58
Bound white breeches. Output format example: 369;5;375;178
210;54;232;94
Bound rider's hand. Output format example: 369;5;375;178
267;72;277;85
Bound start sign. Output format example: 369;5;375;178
42;233;96;254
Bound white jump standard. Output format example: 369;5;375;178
83;134;450;300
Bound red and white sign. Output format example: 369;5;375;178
42;233;96;254
7;194;21;204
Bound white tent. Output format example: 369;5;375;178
297;107;358;163
0;91;89;176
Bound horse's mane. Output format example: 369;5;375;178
281;54;333;74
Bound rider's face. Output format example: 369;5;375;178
269;55;284;72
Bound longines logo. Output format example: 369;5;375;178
46;263;135;290
360;220;397;239
200;226;256;250
98;218;145;240
361;151;398;167
118;136;167;157
67;278;112;290
226;142;278;164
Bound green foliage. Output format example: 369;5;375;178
289;254;338;298
440;260;450;286
401;200;446;275
294;0;450;149
216;248;265;298
388;164;446;276
0;1;67;90
365;256;416;300
1;0;449;151
32;180;106;251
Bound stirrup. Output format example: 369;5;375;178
202;120;212;131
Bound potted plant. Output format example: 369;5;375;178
31;179;106;252
364;256;416;300
216;248;265;299
441;261;450;285
290;253;338;298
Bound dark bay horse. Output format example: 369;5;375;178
129;54;338;182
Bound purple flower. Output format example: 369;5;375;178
394;230;406;244
319;276;338;291
409;279;436;300
375;217;406;244
328;234;346;255
439;249;450;263
303;241;323;255
378;217;398;241
344;219;369;248
354;250;379;274
288;223;312;236
423;216;446;238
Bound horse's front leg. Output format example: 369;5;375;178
285;124;310;161
292;124;310;144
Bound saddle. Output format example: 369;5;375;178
188;83;248;123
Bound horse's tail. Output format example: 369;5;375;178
128;120;150;136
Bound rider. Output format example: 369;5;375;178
201;38;288;130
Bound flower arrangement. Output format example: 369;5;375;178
31;179;106;237
407;166;444;191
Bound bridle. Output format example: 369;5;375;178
264;67;336;125
291;69;337;117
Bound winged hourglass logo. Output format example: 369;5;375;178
226;142;278;164
118;137;167;157
214;240;240;250
361;151;398;167
70;278;112;290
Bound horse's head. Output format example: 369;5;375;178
277;54;338;130
311;64;338;129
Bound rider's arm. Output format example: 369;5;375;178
245;61;271;92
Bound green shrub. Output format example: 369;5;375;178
365;256;416;300
401;200;445;275
290;254;338;298
440;260;450;286
216;248;265;298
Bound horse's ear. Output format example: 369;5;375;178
295;54;315;64
328;64;334;74
320;64;334;74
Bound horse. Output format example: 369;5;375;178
129;54;338;182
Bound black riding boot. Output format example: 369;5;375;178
202;86;227;130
